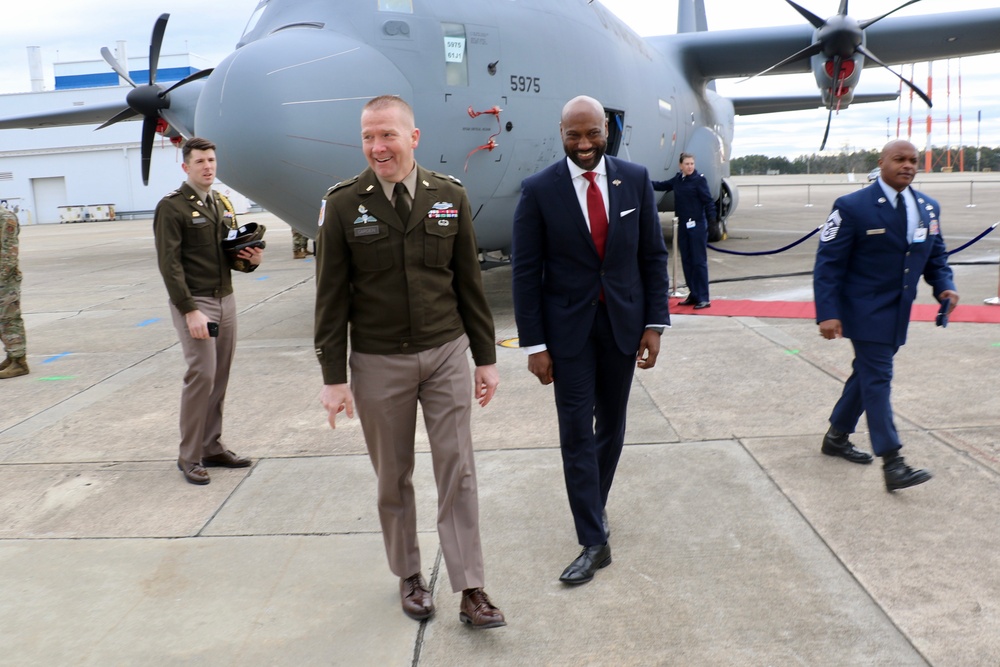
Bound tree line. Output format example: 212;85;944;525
730;145;1000;175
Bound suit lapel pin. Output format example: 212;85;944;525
612;179;622;186
877;197;887;203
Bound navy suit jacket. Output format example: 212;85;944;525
813;182;955;347
511;155;670;357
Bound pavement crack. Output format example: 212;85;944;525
412;547;442;666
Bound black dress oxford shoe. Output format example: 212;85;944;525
821;426;874;464
883;453;932;492
559;543;612;585
678;296;696;306
693;301;711;309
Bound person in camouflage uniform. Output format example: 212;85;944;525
0;205;28;379
291;229;311;259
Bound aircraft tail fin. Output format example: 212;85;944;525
677;0;708;34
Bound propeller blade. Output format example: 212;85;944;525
838;0;849;16
148;13;169;85
785;0;826;29
95;106;139;130
100;47;137;87
161;68;214;96
856;45;932;107
860;0;922;30
140;114;159;185
739;41;824;82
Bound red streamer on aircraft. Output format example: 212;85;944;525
464;106;503;172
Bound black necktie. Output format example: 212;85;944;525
896;192;907;231
393;182;410;222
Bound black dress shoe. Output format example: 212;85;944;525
559;543;611;585
693;301;711;309
678;296;696;306
821;426;874;464
602;509;610;540
883;454;932;492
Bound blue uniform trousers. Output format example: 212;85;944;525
551;303;635;547
829;339;901;456
679;221;709;303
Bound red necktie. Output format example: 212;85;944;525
583;171;608;260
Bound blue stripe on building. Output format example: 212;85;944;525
55;67;200;90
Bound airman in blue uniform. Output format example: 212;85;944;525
813;140;958;492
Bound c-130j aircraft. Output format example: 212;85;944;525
2;0;1000;255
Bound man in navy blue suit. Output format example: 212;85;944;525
512;96;670;584
814;139;958;492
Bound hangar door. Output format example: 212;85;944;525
32;177;67;224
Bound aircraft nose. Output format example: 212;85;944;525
195;29;412;225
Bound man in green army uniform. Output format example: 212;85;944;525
0;202;28;379
154;137;263;485
315;95;505;629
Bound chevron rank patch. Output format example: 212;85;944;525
820;209;842;242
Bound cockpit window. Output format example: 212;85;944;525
242;1;268;39
379;0;413;13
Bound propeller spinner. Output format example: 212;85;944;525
748;0;931;150
96;14;213;184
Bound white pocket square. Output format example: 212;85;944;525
620;208;636;217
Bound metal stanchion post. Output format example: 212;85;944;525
669;216;686;297
967;181;977;208
754;184;762;207
986;253;1000;305
805;184;813;208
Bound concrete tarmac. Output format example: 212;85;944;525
2;174;1000;665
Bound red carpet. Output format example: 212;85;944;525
669;298;1000;323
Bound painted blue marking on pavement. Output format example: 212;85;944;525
136;318;161;327
42;352;71;364
255;275;269;281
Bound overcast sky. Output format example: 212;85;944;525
1;1;997;158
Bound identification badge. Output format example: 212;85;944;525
913;228;927;243
686;220;696;229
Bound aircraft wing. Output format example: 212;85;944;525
0;103;131;130
731;93;899;116
654;9;1000;81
